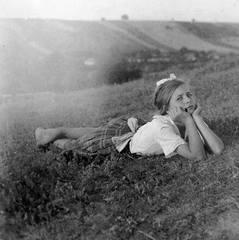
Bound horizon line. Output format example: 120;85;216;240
1;17;239;24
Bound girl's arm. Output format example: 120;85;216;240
167;107;205;161
176;116;206;160
192;104;224;155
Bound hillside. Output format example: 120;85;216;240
1;18;239;94
2;54;239;239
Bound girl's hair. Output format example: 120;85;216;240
154;78;186;115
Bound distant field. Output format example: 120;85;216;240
221;36;239;48
113;21;239;52
1;18;239;95
2;55;239;239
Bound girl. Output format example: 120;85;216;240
35;74;224;160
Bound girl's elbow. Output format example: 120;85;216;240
213;143;224;156
213;145;224;156
194;153;206;161
189;152;206;161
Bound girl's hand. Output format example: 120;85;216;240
167;107;191;125
192;103;202;117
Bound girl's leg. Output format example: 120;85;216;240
35;127;96;146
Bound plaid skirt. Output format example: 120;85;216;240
64;116;147;155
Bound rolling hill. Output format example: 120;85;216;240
1;18;239;94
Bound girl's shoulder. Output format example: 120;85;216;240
152;114;174;125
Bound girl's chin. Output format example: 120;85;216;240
187;109;194;114
185;106;195;114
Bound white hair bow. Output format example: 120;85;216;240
156;73;177;87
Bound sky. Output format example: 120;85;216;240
0;0;239;23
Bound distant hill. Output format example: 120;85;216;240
1;18;239;94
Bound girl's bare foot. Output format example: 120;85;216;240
35;127;54;147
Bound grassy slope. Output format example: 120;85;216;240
179;22;239;51
2;19;239;53
2;19;239;94
2;19;239;59
114;21;239;53
1;55;239;239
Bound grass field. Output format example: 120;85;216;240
2;19;239;95
1;55;239;239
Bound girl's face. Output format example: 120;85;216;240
168;84;196;114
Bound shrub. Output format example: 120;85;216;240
105;62;142;85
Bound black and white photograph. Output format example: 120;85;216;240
0;0;239;239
